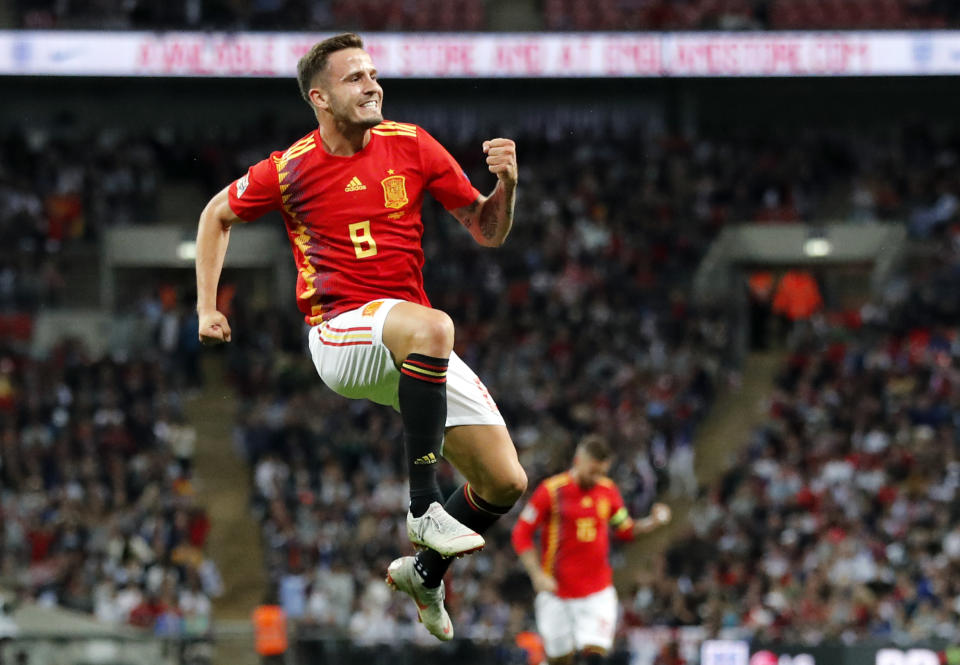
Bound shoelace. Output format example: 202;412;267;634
413;512;435;537
428;506;469;532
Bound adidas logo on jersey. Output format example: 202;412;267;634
413;453;438;465
345;176;367;192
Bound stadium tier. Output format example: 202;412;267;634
10;0;960;31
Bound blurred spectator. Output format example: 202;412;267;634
771;270;823;323
253;585;288;665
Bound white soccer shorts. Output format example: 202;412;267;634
307;299;505;427
534;586;618;658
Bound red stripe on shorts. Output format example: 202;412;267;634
324;325;373;333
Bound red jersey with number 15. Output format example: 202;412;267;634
228;121;480;325
511;472;635;599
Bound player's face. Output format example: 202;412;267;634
572;454;611;488
320;48;383;129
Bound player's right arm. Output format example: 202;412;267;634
517;548;557;594
196;185;243;345
511;482;558;594
196;156;282;345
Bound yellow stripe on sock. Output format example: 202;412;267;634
401;363;447;378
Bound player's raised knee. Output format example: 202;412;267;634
408;310;455;357
514;466;529;497
500;465;528;504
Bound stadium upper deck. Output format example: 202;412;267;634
10;0;960;32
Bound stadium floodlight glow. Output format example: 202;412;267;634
802;237;832;257
177;240;197;261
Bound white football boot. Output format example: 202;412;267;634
406;501;484;557
385;556;454;641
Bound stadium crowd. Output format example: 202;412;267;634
633;240;960;645
4;113;960;315
0;107;958;311
0;298;220;641
11;0;960;31
3;104;960;655
543;0;959;31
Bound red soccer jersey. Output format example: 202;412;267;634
512;472;635;599
228;121;480;324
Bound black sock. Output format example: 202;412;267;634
414;483;513;587
398;353;448;517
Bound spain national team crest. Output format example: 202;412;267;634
597;498;610;521
381;175;408;209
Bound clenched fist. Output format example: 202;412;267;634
198;310;232;345
650;502;672;526
482;138;518;188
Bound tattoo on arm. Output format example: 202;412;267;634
455;183;515;245
458;200;479;230
478;205;499;240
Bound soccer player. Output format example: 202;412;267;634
194;33;527;640
511;435;672;664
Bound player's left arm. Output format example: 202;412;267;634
451;138;517;248
631;502;672;538
607;482;672;541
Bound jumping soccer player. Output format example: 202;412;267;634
194;32;526;640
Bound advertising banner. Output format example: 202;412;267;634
750;643;958;665
3;31;960;78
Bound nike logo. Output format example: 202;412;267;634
50;48;84;62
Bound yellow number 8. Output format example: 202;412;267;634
348;220;378;259
575;517;597;542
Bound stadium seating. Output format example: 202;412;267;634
638;279;960;641
11;0;960;31
4;107;960;649
0;332;220;637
